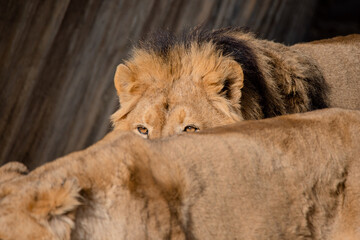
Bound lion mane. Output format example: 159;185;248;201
136;28;329;118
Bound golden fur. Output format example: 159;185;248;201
1;108;360;239
111;28;360;139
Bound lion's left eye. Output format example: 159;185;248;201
183;125;199;133
137;126;148;135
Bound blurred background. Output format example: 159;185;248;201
1;0;359;169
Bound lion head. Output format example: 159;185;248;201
110;28;332;139
111;40;244;139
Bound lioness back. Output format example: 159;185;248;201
293;34;360;110
111;28;359;139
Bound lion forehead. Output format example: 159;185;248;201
130;42;233;85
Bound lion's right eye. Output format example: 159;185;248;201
183;125;199;133
137;126;148;135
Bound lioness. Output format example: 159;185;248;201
111;28;360;139
1;108;360;239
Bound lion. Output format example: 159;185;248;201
1;108;360;239
111;27;360;139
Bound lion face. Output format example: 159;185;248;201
111;43;244;139
113;78;238;139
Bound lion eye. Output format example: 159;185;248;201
183;125;199;133
137;126;148;135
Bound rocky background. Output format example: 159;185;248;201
1;0;359;168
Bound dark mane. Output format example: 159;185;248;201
194;28;285;118
138;27;250;56
139;27;280;118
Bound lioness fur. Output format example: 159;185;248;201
1;108;360;239
111;28;360;139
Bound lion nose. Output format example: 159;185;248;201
161;127;177;138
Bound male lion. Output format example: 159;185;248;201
1;108;360;239
111;28;360;139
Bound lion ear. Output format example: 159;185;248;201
112;64;144;125
114;63;146;100
114;64;135;100
202;61;244;116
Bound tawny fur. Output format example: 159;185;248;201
111;28;360;139
0;108;360;239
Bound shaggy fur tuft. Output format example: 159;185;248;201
0;176;80;240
